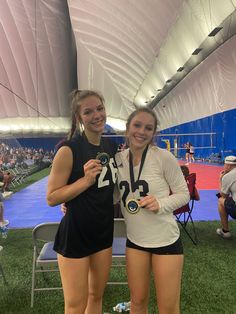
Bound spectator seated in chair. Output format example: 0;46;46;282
180;165;190;178
180;165;200;201
173;166;200;245
0;171;13;192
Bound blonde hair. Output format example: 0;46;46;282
68;90;105;140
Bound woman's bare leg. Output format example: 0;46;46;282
58;254;89;314
86;247;112;314
126;248;151;314
152;254;184;314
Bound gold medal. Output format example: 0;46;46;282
126;199;140;214
126;146;149;215
96;152;110;166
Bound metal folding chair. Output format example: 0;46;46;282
31;219;127;307
31;222;61;308
107;218;127;285
0;246;7;284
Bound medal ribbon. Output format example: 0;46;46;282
129;145;149;193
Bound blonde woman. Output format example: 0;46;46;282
47;90;117;314
116;108;189;314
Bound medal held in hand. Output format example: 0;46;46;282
126;145;148;214
126;198;140;214
96;152;110;166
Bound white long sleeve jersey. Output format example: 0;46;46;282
115;145;190;248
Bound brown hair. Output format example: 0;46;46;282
68;90;105;140
125;107;159;146
180;165;190;177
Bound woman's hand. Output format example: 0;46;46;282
139;195;160;213
83;159;103;186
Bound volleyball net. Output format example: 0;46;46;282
103;132;219;160
156;132;217;159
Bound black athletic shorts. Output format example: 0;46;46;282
225;197;236;219
126;237;183;255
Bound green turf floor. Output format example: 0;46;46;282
0;221;235;314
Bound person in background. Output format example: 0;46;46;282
189;143;195;163
216;155;236;239
0;192;9;227
0;176;9;227
0;171;13;192
116;108;189;314
47;90;117;314
184;142;190;164
180;165;190;178
180;165;200;201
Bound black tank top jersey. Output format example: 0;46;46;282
53;135;118;258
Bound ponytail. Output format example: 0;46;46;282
68;114;77;140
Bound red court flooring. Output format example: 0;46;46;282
179;161;223;190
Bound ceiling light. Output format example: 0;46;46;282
157;88;162;91
151;95;155;98
177;66;184;72
208;27;223;37
166;79;172;83
192;48;202;55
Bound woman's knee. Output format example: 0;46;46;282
87;289;103;302
130;294;149;312
157;300;180;314
131;301;148;313
65;293;87;313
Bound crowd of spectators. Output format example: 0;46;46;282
0;142;54;171
0;142;54;192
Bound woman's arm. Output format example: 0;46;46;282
156;153;190;213
47;146;102;206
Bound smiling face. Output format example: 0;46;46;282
77;95;106;135
126;111;156;151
